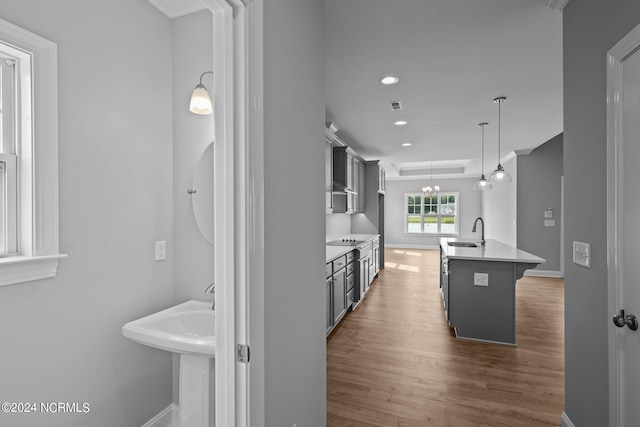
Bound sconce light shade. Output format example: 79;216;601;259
190;84;212;115
189;71;214;115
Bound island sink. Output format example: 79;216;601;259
447;241;479;248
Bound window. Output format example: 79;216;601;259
0;18;65;286
0;49;18;255
405;192;459;235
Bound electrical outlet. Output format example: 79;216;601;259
544;219;555;227
155;240;166;261
474;272;488;287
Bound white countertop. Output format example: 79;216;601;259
440;237;545;264
325;234;380;263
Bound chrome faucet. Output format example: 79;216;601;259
472;217;486;246
205;283;215;310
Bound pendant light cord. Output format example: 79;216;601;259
493;97;506;165
497;100;501;164
481;124;485;172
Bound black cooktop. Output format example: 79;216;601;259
327;239;365;247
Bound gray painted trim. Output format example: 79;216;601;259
524;269;564;278
561;412;576;427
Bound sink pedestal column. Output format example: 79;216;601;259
179;355;214;427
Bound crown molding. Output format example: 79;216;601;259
147;0;206;18
545;0;570;12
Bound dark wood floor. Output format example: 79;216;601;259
327;248;564;427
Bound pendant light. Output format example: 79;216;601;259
422;161;440;197
473;122;493;191
489;96;512;184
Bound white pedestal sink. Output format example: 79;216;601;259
122;300;215;427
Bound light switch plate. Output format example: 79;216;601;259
545;219;555;227
573;241;590;268
474;272;489;287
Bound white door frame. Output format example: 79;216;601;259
199;0;263;426
606;20;640;427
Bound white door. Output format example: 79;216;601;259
607;22;640;427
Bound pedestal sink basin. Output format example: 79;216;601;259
122;300;215;427
122;300;215;356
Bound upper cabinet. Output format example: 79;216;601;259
332;146;353;193
378;164;386;194
325;127;372;215
325;139;333;213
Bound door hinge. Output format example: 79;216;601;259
236;344;250;363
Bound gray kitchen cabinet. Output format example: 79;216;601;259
326;252;356;336
346;271;355;309
325;139;333;213
372;237;380;277
351;162;385;271
378;164;386;194
351;159;360;213
352;158;366;213
332;267;347;325
326;276;333;335
357;243;372;301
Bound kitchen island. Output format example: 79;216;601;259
440;237;545;345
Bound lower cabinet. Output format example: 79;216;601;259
358;254;370;301
326;276;332;335
372;238;380;277
326;252;355;336
332;267;347;326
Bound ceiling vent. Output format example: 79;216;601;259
389;100;402;111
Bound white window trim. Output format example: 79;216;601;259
0;18;66;287
404;192;460;236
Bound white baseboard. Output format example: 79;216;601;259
560;412;575;427
524;269;564;278
385;243;439;250
142;403;178;427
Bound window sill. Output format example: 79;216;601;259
403;233;460;237
0;254;67;287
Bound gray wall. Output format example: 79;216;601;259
171;10;216;404
172;11;215;308
263;0;326;426
385;178;483;247
482;155;517;246
326;213;351;241
0;1;176;426
564;1;640;425
517;134;563;272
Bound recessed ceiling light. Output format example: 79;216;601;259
402;143;412;147
394;120;408;126
381;76;399;85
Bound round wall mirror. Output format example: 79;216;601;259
192;142;214;244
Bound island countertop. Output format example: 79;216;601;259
440;237;545;264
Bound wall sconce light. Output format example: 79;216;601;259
190;71;213;115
